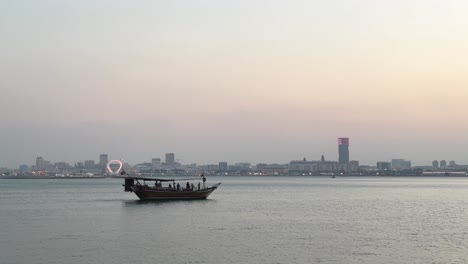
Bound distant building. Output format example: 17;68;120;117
43;161;52;169
19;164;29;173
453;164;468;170
165;153;175;165
84;160;95;169
198;164;219;171
449;160;456;167
439;160;447;168
289;159;318;173
412;166;433;170
35;156;51;170
228;163;251;172
350;160;360;171
261;164;288;175
432;160;439;169
0;167;11;174
377;162;391;171
134;163;153;172
235;163;251;169
218;162;228;171
99;154;108;168
391;159;412;170
359;165;376;172
36;156;44;170
338;138;350;164
152;158;161;169
255;163;268;170
228;165;240;171
289;158;354;174
54;162;72;171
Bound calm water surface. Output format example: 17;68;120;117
1;177;468;264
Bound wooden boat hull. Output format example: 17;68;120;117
130;183;221;200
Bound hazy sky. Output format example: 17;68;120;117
1;0;468;168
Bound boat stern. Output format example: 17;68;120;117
124;178;135;192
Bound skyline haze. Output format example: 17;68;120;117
1;1;468;168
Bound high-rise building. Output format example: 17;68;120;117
218;162;228;171
36;156;44;170
440;160;447;168
432;160;439;168
165;153;175;165
449;160;456;167
338;138;350;164
99;154;108;167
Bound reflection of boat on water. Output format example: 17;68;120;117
123;177;221;200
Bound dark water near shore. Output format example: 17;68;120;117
1;177;468;264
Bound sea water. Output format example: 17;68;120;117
1;177;467;264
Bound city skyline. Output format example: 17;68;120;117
1;1;468;168
7;151;465;178
3;136;466;169
5;147;464;171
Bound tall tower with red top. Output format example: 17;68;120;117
338;138;350;164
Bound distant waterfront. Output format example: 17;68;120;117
1;173;468;180
4;147;468;179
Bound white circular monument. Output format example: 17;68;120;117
106;160;123;175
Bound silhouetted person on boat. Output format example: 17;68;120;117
176;182;180;191
198;182;201;190
168;183;172;189
190;183;194;190
202;175;206;189
186;181;190;190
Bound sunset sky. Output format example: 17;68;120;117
1;0;468;168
